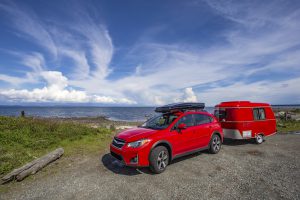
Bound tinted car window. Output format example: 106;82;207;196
194;114;212;125
175;114;194;128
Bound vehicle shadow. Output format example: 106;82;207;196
102;151;207;175
102;139;256;175
222;138;256;146
101;153;152;176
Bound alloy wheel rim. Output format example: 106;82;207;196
157;151;168;170
212;136;221;152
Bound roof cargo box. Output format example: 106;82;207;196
155;102;205;113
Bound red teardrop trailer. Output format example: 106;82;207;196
214;101;277;144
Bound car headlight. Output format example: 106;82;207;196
127;139;150;148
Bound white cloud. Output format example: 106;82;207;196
0;87;87;103
40;71;68;90
183;88;198;102
200;77;300;106
0;71;136;104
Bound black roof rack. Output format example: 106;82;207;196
155;102;205;113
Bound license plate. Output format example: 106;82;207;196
242;130;252;138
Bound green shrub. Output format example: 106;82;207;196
0;116;112;175
277;119;300;133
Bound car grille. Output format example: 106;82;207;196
110;151;123;161
112;137;125;149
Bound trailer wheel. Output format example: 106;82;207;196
255;134;264;144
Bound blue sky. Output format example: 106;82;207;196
0;0;300;106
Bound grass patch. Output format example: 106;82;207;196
291;108;300;114
0;116;113;176
277;119;300;133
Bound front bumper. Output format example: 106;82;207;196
110;143;150;167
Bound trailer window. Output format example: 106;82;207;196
214;109;226;121
253;108;266;120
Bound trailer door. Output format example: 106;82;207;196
253;108;267;136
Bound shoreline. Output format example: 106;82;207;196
1;106;299;131
29;116;142;130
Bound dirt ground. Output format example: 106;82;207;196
1;134;299;200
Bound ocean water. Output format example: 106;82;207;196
0;105;298;121
0;106;215;121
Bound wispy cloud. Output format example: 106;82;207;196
59;49;90;79
0;1;121;103
200;77;300;105
0;50;46;86
0;74;27;86
0;1;57;56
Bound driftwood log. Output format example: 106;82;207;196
1;148;64;184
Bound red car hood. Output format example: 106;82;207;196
116;127;158;142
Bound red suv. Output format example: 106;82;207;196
110;103;223;173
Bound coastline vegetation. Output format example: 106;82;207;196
277;119;300;133
1;113;299;176
0;116;113;175
275;108;300;132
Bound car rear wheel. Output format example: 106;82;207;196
149;146;169;174
209;134;221;154
255;134;264;144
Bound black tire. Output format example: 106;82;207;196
255;134;264;144
149;146;169;174
209;134;221;154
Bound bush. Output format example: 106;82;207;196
277;119;300;133
0;116;112;175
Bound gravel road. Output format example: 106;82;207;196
1;134;299;200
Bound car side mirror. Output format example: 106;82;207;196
178;123;187;130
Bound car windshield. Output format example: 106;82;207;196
140;113;178;130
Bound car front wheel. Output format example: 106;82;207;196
149;146;169;174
